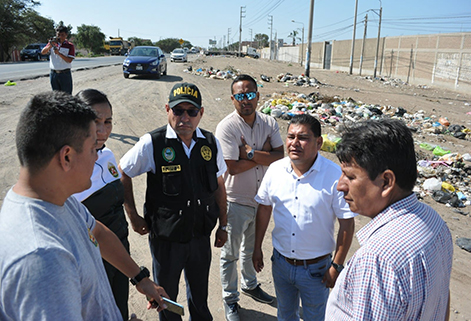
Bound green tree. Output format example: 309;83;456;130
253;33;269;48
0;0;52;61
128;37;153;46
75;24;105;54
288;30;300;46
154;38;192;53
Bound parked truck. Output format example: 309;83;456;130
109;37;134;55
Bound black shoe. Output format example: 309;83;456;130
224;302;240;321
241;284;274;304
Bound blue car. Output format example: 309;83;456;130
123;46;167;79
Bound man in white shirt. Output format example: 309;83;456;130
119;83;228;321
253;114;356;321
41;25;75;94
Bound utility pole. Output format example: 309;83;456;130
349;0;359;75
373;5;382;78
359;14;368;76
292;20;305;66
239;6;246;57
275;30;278;60
407;46;413;83
305;0;315;77
268;15;273;60
249;28;253;46
228;28;231;50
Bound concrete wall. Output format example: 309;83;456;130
268;32;471;93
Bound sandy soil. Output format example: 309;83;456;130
1;55;470;320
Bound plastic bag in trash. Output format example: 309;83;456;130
432;190;452;204
270;108;282;118
419;143;436;151
463;153;471;162
433;146;451;156
321;134;338;153
422;178;442;191
441;182;456;193
456;238;471;252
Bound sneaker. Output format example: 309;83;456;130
241;284;274;304
224;302;240;321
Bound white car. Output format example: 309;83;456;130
170;48;187;62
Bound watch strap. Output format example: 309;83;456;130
331;262;344;273
130;266;150;286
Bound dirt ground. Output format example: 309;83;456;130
1;55;471;320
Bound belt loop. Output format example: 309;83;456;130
303;260;307;268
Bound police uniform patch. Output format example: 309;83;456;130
108;162;119;178
88;228;98;247
201;145;212;161
162;147;176;162
162;165;182;173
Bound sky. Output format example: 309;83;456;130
37;0;471;48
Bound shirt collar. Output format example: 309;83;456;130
356;193;419;246
233;110;259;126
165;124;205;142
285;153;323;178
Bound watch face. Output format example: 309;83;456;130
247;150;254;160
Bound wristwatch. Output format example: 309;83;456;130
247;149;255;160
219;225;228;232
130;266;150;286
331;262;344;273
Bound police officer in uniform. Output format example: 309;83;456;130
119;83;228;321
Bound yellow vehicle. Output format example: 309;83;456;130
103;40;110;51
109;37;134;55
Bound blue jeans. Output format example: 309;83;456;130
220;202;258;304
50;70;73;94
271;248;330;321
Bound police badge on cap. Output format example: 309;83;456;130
168;82;202;109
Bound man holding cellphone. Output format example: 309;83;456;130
0;91;168;320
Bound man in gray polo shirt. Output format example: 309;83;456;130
216;74;284;321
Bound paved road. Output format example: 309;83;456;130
0;56;125;83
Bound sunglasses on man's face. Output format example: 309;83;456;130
172;108;200;117
232;92;257;102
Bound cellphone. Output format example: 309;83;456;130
148;296;185;316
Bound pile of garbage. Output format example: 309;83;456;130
257;91;471;210
276;72;322;87
259;91;470;140
183;65;239;80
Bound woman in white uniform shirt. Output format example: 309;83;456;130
74;89;130;320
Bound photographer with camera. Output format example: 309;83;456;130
41;25;75;94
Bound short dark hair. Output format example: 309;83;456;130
336;118;417;191
56;26;68;34
16;91;97;172
231;74;257;94
76;89;112;112
288;114;322;137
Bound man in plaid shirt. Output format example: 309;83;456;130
326;119;453;320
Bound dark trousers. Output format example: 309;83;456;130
50;70;73;94
103;238;130;321
149;235;212;321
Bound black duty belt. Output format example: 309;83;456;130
284;253;330;266
51;69;71;74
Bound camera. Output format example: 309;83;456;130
49;36;60;44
